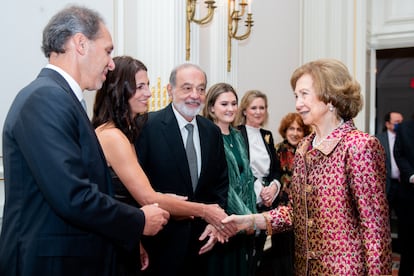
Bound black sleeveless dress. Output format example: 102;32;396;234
109;167;142;276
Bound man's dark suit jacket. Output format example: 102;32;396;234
394;120;414;222
135;104;229;275
376;131;395;198
0;68;145;276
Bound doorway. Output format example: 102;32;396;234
375;47;414;134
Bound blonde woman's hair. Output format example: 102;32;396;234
235;90;268;126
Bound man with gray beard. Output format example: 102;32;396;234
135;64;236;276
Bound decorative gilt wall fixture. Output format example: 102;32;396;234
227;0;253;72
186;0;217;60
185;0;254;72
149;78;170;112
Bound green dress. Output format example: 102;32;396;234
205;127;257;276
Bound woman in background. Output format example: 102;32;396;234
272;112;311;275
223;58;392;275
202;83;257;276
276;112;312;205
235;90;282;274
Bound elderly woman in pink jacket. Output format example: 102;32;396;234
223;58;392;275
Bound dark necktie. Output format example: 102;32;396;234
80;99;87;112
185;124;198;190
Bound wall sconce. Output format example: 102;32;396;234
227;0;254;72
186;0;217;60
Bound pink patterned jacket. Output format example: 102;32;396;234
268;120;392;275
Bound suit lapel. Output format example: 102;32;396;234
197;116;209;185
40;68;113;195
40;68;88;119
260;129;272;157
161;106;194;193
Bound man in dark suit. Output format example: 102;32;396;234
136;63;236;275
376;111;403;207
394;119;414;276
0;6;169;276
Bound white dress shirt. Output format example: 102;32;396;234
172;105;201;177
387;130;400;179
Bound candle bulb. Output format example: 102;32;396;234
248;0;252;13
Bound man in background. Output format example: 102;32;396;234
136;63;236;275
377;111;403;208
394;118;414;275
0;6;168;276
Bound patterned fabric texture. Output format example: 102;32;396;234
275;140;296;206
269;120;392;275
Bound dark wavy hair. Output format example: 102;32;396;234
290;58;363;121
278;112;312;139
92;56;148;142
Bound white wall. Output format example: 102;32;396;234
237;0;300;141
0;0;115;157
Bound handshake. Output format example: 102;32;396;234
139;202;264;255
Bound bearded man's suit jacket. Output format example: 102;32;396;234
135;104;229;276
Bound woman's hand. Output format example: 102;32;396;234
221;214;252;232
260;181;280;207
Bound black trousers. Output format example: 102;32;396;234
397;220;414;276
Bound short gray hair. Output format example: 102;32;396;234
169;63;207;88
41;5;104;58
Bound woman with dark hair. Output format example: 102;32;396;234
276;112;312;196
223;58;392;275
93;56;226;275
202;82;257;276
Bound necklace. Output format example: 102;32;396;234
223;133;234;148
312;119;344;148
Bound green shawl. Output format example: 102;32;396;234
223;127;257;215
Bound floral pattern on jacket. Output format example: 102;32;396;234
268;120;392;275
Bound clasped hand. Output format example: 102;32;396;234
202;204;238;239
141;203;170;236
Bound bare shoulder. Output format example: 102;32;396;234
95;123;129;143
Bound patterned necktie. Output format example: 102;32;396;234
185;124;198;190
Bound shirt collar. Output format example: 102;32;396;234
297;120;355;156
172;104;197;129
45;64;83;102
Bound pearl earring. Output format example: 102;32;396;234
328;105;334;112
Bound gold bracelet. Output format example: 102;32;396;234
246;214;256;235
263;213;272;236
